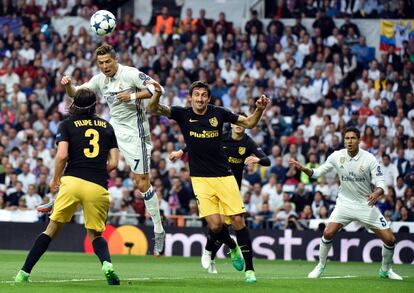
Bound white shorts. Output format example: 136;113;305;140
115;131;152;174
329;203;390;230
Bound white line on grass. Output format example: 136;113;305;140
1;275;359;284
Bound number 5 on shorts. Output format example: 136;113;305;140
134;159;140;171
379;217;386;227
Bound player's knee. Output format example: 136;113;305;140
383;234;396;247
134;175;150;192
231;214;246;230
87;229;102;241
209;223;223;234
323;229;336;240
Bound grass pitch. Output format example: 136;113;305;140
0;250;412;292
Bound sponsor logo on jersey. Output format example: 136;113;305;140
209;117;218;127
228;156;243;164
189;130;219;138
238;147;246;155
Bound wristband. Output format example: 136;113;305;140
130;93;136;101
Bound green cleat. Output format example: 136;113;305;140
244;270;257;283
229;246;244;271
102;261;120;285
379;269;403;280
15;270;30;283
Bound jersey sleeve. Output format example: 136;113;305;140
247;137;270;166
128;68;164;96
76;75;100;94
170;106;185;122
107;124;118;149
369;155;387;192
55;121;69;145
218;106;238;124
312;151;336;178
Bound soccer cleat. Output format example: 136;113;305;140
379;268;403;280
102;261;120;285
14;270;30;283
208;260;218;274
308;263;325;278
153;231;166;257
201;249;212;269
37;199;55;213
229;246;244;271
244;270;257;283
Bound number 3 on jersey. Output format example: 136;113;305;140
84;128;100;158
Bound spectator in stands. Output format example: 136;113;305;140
213;12;233;36
22;184;42;210
273;201;297;230
245;10;263;35
5;180;24;207
154;6;174;35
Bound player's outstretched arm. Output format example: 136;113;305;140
235;95;270;129
49;141;69;193
289;158;314;177
107;147;119;173
61;76;77;97
147;81;172;117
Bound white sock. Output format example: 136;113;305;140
381;244;394;272
142;186;164;233
319;237;333;267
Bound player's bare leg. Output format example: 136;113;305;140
15;221;64;283
373;228;403;280
308;222;343;278
134;173;165;256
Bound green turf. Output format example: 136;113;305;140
0;250;412;292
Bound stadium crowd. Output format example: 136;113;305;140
0;0;413;230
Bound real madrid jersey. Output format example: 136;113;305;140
170;105;239;177
311;148;386;206
79;64;155;136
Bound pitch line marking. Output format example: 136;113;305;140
1;275;361;284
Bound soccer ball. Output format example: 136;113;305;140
90;10;116;37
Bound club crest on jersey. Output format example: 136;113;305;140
209;117;218;127
359;164;364;172
340;156;345;164
238;147;246;155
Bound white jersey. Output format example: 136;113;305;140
311;149;386;206
79;64;155;136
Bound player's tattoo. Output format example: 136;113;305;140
157;104;171;117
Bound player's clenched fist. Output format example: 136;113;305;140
61;75;72;86
256;94;270;110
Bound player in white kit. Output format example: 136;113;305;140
60;44;165;256
289;127;402;280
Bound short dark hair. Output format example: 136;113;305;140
344;127;360;139
95;44;116;59
69;88;97;115
189;80;211;97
